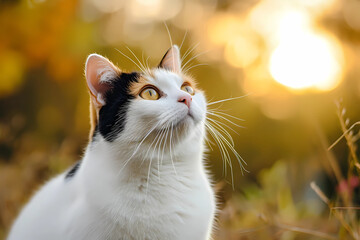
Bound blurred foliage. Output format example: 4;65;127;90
1;0;360;239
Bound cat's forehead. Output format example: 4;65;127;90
129;69;196;96
151;69;183;86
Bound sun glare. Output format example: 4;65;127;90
269;11;343;91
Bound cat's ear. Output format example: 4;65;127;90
159;45;181;72
85;54;120;108
85;54;120;140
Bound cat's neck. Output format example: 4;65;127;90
78;127;207;212
83;126;206;179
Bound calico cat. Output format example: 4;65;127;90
8;45;216;240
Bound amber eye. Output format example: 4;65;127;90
181;84;195;95
140;87;160;100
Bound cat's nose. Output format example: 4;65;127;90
178;95;192;108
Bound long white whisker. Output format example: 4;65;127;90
144;129;162;201
115;48;146;73
207;117;240;137
163;22;176;70
183;63;209;74
207;118;235;146
205;122;233;184
145;128;166;197
169;122;178;176
145;56;151;74
207;95;251;106
179;30;188;51
126;47;148;74
181;43;199;62
207;112;244;129
207;122;236;185
208;109;245;122
181;51;209;72
159;123;171;179
164;22;173;48
157;124;170;180
211;125;248;174
116;123;160;177
130;121;161;159
204;121;227;177
143;127;164;166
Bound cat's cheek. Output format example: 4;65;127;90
190;95;206;123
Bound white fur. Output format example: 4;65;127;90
8;69;215;240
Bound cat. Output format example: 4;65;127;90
7;45;216;240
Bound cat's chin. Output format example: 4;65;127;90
175;112;197;127
170;114;202;137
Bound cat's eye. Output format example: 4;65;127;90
139;87;160;100
181;84;195;95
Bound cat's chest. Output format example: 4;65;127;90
115;171;213;215
81;153;215;239
115;177;213;239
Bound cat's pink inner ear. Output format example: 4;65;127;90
159;45;181;73
85;54;120;106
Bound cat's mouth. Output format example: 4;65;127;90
173;111;197;129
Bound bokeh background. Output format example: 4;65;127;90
1;0;360;239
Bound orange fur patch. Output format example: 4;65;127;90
129;72;199;98
181;74;198;89
129;75;152;97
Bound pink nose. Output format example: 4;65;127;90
178;95;192;108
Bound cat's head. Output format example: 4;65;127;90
85;45;206;150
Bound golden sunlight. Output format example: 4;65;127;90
269;10;343;91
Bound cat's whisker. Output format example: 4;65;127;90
150;128;165;161
183;63;209;74
156;129;165;181
204;133;214;151
141;51;149;76
169;122;178;176
160;123;171;179
179;30;188;51
181;51;209;72
130;121;161;159
145;56;151;75
211;124;248;174
116;123;160;177
207;112;244;129
208;109;245;122
145;127;166;199
204;121;226;174
206;118;235;146
207;122;237;185
164;22;173;48
208;103;225;112
126;47;149;75
143;128;162;165
156;133;163;180
157;124;170;180
181;43;199;63
163;22;178;71
205;121;233;185
147;114;175;181
207;117;240;137
115;48;147;74
192;99;244;183
207;94;250;106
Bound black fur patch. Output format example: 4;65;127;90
65;161;81;180
97;72;139;142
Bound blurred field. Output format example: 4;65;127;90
1;0;360;239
